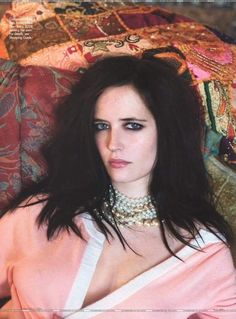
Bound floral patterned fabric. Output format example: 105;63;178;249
0;1;235;260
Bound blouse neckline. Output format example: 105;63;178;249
62;214;222;319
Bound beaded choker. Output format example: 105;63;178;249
99;186;159;227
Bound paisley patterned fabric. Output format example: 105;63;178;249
0;60;21;208
0;58;80;209
0;1;235;260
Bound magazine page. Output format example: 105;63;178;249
0;1;236;318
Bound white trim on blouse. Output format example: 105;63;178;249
62;214;105;318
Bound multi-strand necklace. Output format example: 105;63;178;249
98;186;159;227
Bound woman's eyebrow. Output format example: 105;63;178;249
93;117;147;122
93;118;108;122
120;118;147;122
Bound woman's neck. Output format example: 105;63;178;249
112;181;150;198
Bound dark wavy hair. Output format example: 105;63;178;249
2;54;233;256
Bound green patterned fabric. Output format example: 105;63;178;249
206;156;236;264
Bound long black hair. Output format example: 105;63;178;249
1;54;233;256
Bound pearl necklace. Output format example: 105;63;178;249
99;186;159;227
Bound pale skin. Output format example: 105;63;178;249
82;85;186;308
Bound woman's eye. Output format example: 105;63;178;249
94;122;109;132
125;122;143;130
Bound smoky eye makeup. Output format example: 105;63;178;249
93;117;147;132
121;118;147;131
124;122;144;130
93;121;109;132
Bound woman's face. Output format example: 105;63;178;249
94;85;157;197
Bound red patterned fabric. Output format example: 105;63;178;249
0;61;20;209
0;59;79;209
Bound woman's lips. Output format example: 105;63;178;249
109;159;131;168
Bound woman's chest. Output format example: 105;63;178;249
82;229;184;308
10;228;169;308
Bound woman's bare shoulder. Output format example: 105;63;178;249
0;195;47;227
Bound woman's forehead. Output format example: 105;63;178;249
94;85;152;119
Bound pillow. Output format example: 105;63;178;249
1;1;235;144
0;58;79;209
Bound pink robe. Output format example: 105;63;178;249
0;202;236;319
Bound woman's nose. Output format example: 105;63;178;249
107;129;123;152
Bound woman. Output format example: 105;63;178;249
0;55;235;319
